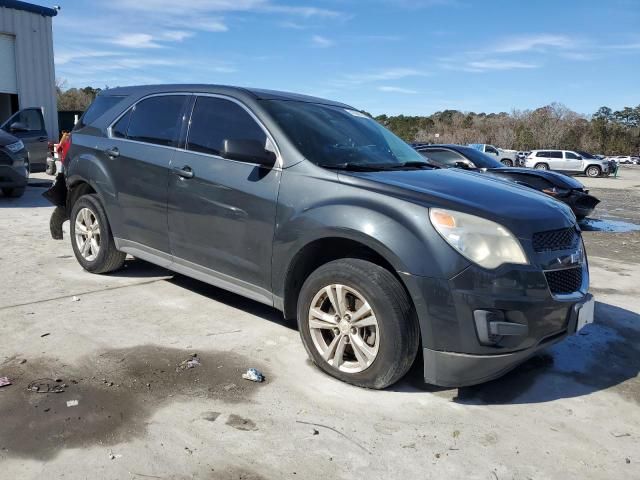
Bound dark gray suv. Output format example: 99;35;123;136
46;85;594;389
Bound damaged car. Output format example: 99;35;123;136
45;85;594;389
414;144;600;220
0;128;28;198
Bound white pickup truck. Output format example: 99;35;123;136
468;144;519;167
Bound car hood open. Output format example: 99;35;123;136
339;168;576;238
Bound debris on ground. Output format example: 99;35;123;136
612;432;631;438
19;359;27;364
66;399;79;407
27;378;67;393
40;333;50;338
108;450;122;460
176;354;201;372
0;377;11;388
242;368;265;382
72;296;80;302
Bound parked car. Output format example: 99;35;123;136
45;85;594;389
525;150;611;177
1;107;49;173
468;143;519;166
414;144;600;219
0;128;29;197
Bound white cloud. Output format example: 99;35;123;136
55;49;120;65
492;34;575;53
311;35;334;48
343;68;429;84
162;31;194;42
109;33;163;49
466;60;538;71
378;86;419;94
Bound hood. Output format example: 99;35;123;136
0;129;20;147
486;167;584;189
339;168;576;238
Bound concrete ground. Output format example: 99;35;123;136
0;168;638;480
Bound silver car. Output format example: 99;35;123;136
525;149;610;177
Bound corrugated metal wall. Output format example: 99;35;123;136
0;6;58;140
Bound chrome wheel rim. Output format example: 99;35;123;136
587;167;598;177
308;284;380;373
74;207;101;261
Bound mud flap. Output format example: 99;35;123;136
43;173;69;240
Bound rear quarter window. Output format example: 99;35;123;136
78;95;126;128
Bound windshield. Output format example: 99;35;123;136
451;146;505;168
576;150;596;159
261;100;428;168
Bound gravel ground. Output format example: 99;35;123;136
0;169;638;480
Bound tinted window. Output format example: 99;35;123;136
576;150;596;159
548;151;563;158
112;109;131;138
485;146;499;154
565;151;581;159
536;151;548;157
7;109;44;131
419;149;465;166
79;95;126;128
187;96;267;158
126;95;186;147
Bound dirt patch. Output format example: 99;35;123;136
0;345;268;460
226;414;258;431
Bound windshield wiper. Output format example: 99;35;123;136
317;162;396;171
388;161;440;170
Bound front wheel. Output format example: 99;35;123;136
70;194;126;273
500;159;513;167
534;163;549;170
297;258;419;389
585;165;601;177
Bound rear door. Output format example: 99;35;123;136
547;151;563;170
103;94;190;253
1;108;48;172
167;95;281;304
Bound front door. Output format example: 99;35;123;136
1;108;48;172
563;151;583;172
168;95;281;304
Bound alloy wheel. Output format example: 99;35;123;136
307;284;380;373
74;207;101;261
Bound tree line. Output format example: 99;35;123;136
376;103;640;155
55;81;639;156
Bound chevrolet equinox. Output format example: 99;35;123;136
45;85;594;389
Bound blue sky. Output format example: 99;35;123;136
52;0;640;116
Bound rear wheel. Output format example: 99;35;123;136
297;258;419;389
585;165;601;177
1;187;26;198
500;159;513;167
534;163;549;170
70;194;125;273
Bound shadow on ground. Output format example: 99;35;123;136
0;182;52;208
395;302;639;405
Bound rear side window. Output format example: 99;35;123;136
536;151;548;157
548;151;562;158
187;96;267;158
125;95;186;147
79;95;126;128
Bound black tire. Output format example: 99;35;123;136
500;159;513;167
297;258;419;389
534;163;549;170
45;160;56;176
1;186;26;198
585;165;601;177
70;194;126;273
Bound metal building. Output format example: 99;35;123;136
0;0;57;140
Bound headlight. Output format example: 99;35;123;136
429;208;528;269
5;140;24;153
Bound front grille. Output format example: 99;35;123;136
545;267;583;294
532;227;579;252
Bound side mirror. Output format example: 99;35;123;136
9;121;28;132
222;139;276;168
454;161;473;169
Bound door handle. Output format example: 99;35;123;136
104;147;120;158
173;165;194;179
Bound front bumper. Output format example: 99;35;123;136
422;293;592;387
0;150;29;188
561;190;600;219
401;255;590;387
